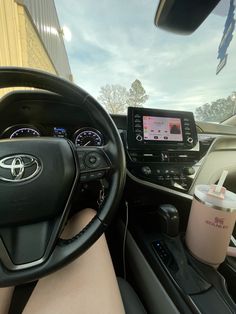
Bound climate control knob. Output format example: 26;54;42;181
187;137;193;144
136;134;143;141
141;166;152;175
183;167;195;175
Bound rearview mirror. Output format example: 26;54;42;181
155;0;221;35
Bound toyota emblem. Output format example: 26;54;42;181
0;155;41;182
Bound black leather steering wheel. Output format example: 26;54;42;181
0;67;126;287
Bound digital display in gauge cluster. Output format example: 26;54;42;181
53;127;67;138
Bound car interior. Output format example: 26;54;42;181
1;0;236;313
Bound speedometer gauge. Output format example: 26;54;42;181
74;128;103;147
10;127;40;138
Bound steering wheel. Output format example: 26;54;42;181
0;67;126;287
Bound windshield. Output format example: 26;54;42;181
0;0;235;123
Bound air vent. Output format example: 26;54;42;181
198;134;216;158
168;151;199;162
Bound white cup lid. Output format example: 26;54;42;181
195;185;236;211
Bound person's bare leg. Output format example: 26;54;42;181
0;287;14;314
23;208;125;314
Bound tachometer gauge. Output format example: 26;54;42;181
10;127;40;138
74;128;103;147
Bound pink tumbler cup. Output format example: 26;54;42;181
185;185;236;268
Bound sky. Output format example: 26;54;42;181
54;0;236;115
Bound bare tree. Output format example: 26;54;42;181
98;84;128;114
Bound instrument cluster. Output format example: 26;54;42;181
1;125;104;147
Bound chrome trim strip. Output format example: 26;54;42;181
0;239;46;270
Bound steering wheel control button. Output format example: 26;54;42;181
79;162;86;171
0;154;41;182
89;156;97;164
85;153;101;169
89;172;96;180
80;174;89;182
81;171;105;182
96;171;105;178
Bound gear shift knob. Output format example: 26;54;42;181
158;204;179;237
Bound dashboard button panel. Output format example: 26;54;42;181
127;149;200;192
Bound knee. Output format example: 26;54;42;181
79;208;97;220
72;208;97;234
75;208;97;226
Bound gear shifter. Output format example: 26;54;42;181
154;204;210;295
158;204;179;237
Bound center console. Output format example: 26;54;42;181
126;107;200;192
124;107;236;312
128;203;236;313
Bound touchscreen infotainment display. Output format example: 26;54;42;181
127;107;197;150
143;116;183;142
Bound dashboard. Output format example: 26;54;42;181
0;91;107;150
124;107;200;194
1;90;236;198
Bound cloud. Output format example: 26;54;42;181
55;0;236;116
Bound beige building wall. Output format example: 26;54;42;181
0;0;57;97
